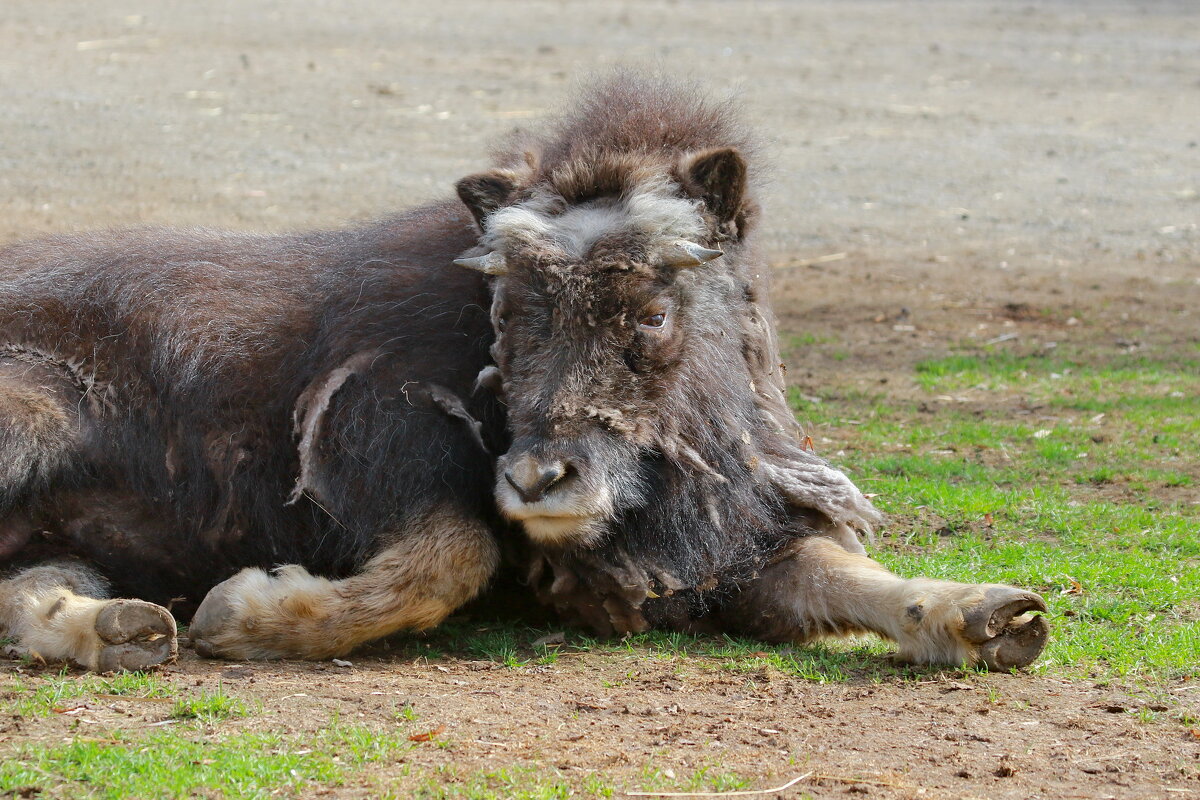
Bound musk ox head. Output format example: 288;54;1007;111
456;147;750;547
452;78;879;595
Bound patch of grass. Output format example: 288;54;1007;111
399;762;767;800
390;623;576;669
645;766;751;793
786;332;836;348
462;629;527;668
2;670;173;716
633;762;780;796
169;682;250;722
611;631;896;682
913;350;1200;397
405;765;582;799
0;723;413;799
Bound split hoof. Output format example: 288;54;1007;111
962;587;1049;670
94;600;178;672
978;613;1050;671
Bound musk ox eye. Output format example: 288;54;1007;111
638;312;666;329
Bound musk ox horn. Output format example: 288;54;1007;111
452;252;508;276
664;241;723;268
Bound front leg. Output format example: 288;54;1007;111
188;506;497;660
723;534;1049;670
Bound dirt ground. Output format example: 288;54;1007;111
6;650;1197;800
1;1;1198;797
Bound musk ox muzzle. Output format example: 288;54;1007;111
494;433;646;546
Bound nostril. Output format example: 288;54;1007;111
504;459;571;503
536;463;567;494
503;469;526;499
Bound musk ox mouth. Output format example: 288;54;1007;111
493;446;623;546
494;479;614;546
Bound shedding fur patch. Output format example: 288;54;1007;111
426;383;489;454
758;458;882;541
0;343;113;411
288;349;380;505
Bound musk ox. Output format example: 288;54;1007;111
0;76;1048;672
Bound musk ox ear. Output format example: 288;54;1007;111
455;170;520;232
678;147;748;230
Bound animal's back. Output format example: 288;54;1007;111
0;200;499;607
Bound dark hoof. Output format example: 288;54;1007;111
963;587;1049;670
188;576;239;659
962;587;1047;641
978;613;1050;671
94;600;177;672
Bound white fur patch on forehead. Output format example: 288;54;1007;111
483;174;706;261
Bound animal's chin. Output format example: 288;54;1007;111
496;496;608;547
514;514;605;547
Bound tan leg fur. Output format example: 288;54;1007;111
729;535;1048;670
0;562;177;671
189;506;499;660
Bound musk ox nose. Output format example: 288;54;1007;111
504;455;570;503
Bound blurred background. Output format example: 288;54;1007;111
2;1;1195;268
0;1;1196;381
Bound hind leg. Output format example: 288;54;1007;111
0;561;177;671
0;358;176;671
189;504;498;660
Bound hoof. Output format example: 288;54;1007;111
189;570;264;659
962;587;1049;670
188;577;238;659
978;613;1050;671
94;600;178;672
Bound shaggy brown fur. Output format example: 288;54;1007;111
0;74;1048;671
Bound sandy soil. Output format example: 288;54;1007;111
1;1;1198;797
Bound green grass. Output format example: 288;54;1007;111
796;345;1200;681
0;724;414;800
462;629;525;667
394;762;776;800
169;682;251;722
1;670;172;717
404;765;581;799
635;763;755;794
785;331;837;349
0;727;773;800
